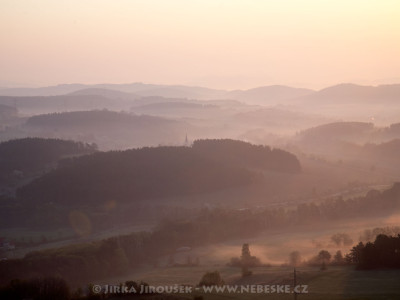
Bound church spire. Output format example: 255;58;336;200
184;133;189;146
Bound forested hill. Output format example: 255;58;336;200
17;139;301;205
20;110;190;150
25;110;177;129
192;139;301;172
0;138;97;182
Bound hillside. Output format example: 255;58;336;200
0;138;97;193
291;122;400;174
192;139;301;172
0;94;135;114
16;139;300;206
283;84;400;124
295;122;400;147
227;85;315;105
233;107;332;133
304;83;400;104
20;110;190;150
362;139;400;161
0;83;226;100
68;88;139;99
131;101;221;118
296;122;376;144
26;110;176;129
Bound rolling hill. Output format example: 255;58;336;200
302;83;400;104
16;139;300;206
0;83;226;100
227;85;315;105
21;110;190;150
0;138;97;193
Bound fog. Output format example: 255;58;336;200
1;82;400;300
1;1;400;299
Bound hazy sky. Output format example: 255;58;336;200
1;0;399;90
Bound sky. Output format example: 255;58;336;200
1;0;400;90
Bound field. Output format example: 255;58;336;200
105;266;400;300
100;212;400;300
198;267;400;300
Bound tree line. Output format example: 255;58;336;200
0;137;97;182
1;182;400;286
347;234;400;269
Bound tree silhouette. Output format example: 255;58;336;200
317;250;331;270
333;250;344;265
241;244;253;277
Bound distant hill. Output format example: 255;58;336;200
292;122;377;158
68;88;139;100
269;83;400;124
133;102;217;110
0;84;87;97
22;110;190;150
0;83;226;100
362;139;400;160
227;85;315;105
295;121;400;146
385;123;400;136
297;122;375;143
3;82;399;125
131;96;199;107
0;94;133;114
132;85;225;99
0;82;316;103
233;107;332;131
301;83;400;105
292;122;400;168
130;95;243;107
1;82;399;106
25;110;175;129
131;101;220;118
17;139;300;206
